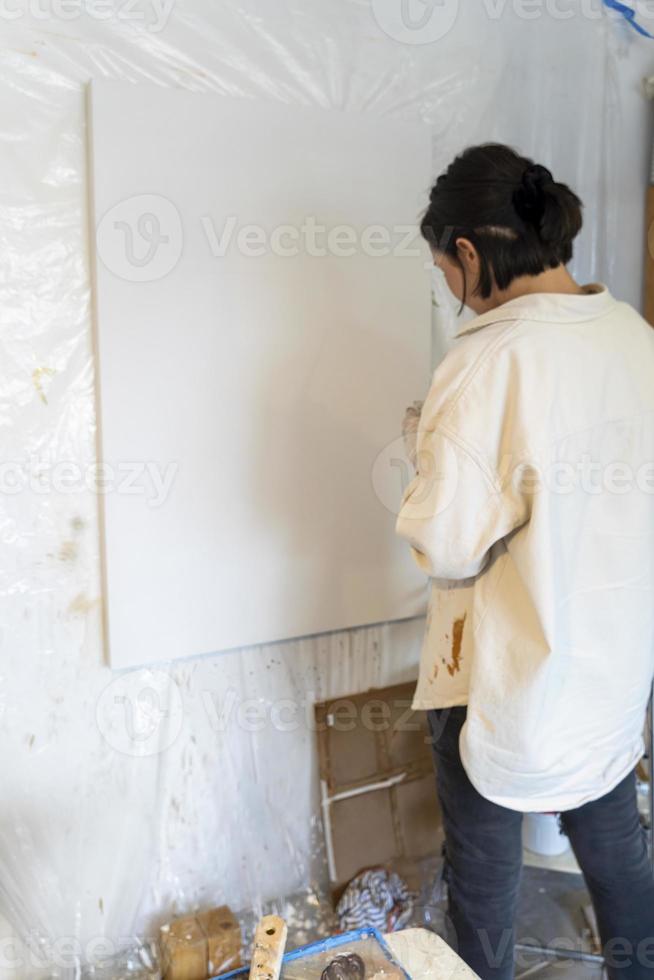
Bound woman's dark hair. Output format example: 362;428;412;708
420;143;583;306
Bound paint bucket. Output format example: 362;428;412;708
523;812;569;856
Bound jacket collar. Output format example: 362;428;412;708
455;283;616;338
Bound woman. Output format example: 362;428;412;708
395;143;654;979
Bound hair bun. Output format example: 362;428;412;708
513;163;553;225
522;163;553;190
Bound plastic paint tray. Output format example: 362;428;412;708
214;927;411;979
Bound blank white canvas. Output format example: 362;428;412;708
88;80;432;668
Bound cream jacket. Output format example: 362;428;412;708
395;284;654;812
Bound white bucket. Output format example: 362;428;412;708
523;812;569;856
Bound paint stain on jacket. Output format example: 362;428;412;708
446;613;466;677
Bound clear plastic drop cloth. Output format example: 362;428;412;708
0;1;652;977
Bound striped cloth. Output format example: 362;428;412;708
336;869;414;934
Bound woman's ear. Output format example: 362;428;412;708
453;236;487;313
454;236;478;271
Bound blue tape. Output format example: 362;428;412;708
212;928;411;980
602;0;654;38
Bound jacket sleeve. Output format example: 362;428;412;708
395;426;525;580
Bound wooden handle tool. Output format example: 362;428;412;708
248;915;288;980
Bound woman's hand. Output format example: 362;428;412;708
402;400;424;469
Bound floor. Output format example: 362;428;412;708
276;858;608;979
514;867;606;979
83;861;607;978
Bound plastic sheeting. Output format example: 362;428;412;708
0;1;652;977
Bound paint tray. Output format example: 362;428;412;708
214;927;410;979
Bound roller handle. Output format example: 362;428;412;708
248;915;288;980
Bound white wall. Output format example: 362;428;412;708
0;1;652;975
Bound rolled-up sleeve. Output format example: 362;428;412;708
395;426;522;580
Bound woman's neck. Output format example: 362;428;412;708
475;265;587;314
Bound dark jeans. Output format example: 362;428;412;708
428;706;654;980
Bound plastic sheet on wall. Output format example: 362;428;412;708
603;0;654;38
0;0;653;976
